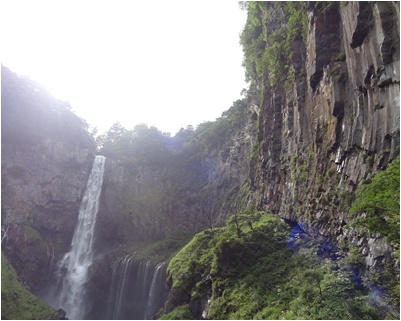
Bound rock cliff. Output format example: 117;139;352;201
245;0;399;295
1;65;96;293
94;102;256;253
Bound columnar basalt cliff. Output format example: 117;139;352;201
248;1;399;268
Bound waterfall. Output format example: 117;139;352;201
106;260;169;320
145;262;167;319
53;155;106;319
109;255;133;320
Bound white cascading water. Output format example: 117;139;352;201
55;155;106;319
145;262;166;319
112;255;133;320
106;260;168;320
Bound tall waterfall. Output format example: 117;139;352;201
106;260;169;320
53;155;106;319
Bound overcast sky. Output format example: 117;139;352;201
1;0;248;135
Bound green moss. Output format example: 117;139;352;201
326;167;336;178
349;156;400;246
332;51;346;62
163;209;386;319
132;234;193;265
346;246;366;269
159;304;194;320
167;229;216;291
365;154;375;172
1;252;59;320
240;2;308;88
22;225;43;242
338;189;355;211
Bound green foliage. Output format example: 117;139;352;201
97;122;173;165
240;2;308;87
132;234;194;265
1;65;95;150
190;99;249;154
284;2;308;44
1;252;59;320
164;209;384;319
167;229;216;292
349;157;400;246
315;1;336;13
159;304;194;320
332;51;346;62
97;99;249;162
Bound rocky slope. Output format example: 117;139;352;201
1;252;64;320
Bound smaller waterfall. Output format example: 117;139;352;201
52;155;106;319
106;260;169;320
145;262;167;319
109;255;133;319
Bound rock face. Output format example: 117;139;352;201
249;1;399;271
94;108;256;253
1;66;96;293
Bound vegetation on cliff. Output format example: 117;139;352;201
240;1;308;88
1;252;60;320
163;210;387;320
96;98;250;161
349;156;400;248
1;65;95;150
96;98;253;241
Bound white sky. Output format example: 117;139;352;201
1;0;248;135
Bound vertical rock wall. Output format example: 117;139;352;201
251;1;399;269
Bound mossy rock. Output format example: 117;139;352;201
159;304;194;320
1;252;59;320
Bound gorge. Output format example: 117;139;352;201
1;1;400;320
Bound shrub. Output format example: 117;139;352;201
349;156;400;246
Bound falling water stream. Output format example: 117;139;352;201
145;262;167;319
53;155;106;319
106;260;169;320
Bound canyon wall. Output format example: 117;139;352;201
93;102;256;254
1;66;97;293
248;1;399;273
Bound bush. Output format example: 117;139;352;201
159;304;193;320
1;252;59;320
349;157;400;246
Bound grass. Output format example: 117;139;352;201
1;252;59;320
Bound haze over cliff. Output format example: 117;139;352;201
1;1;399;320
